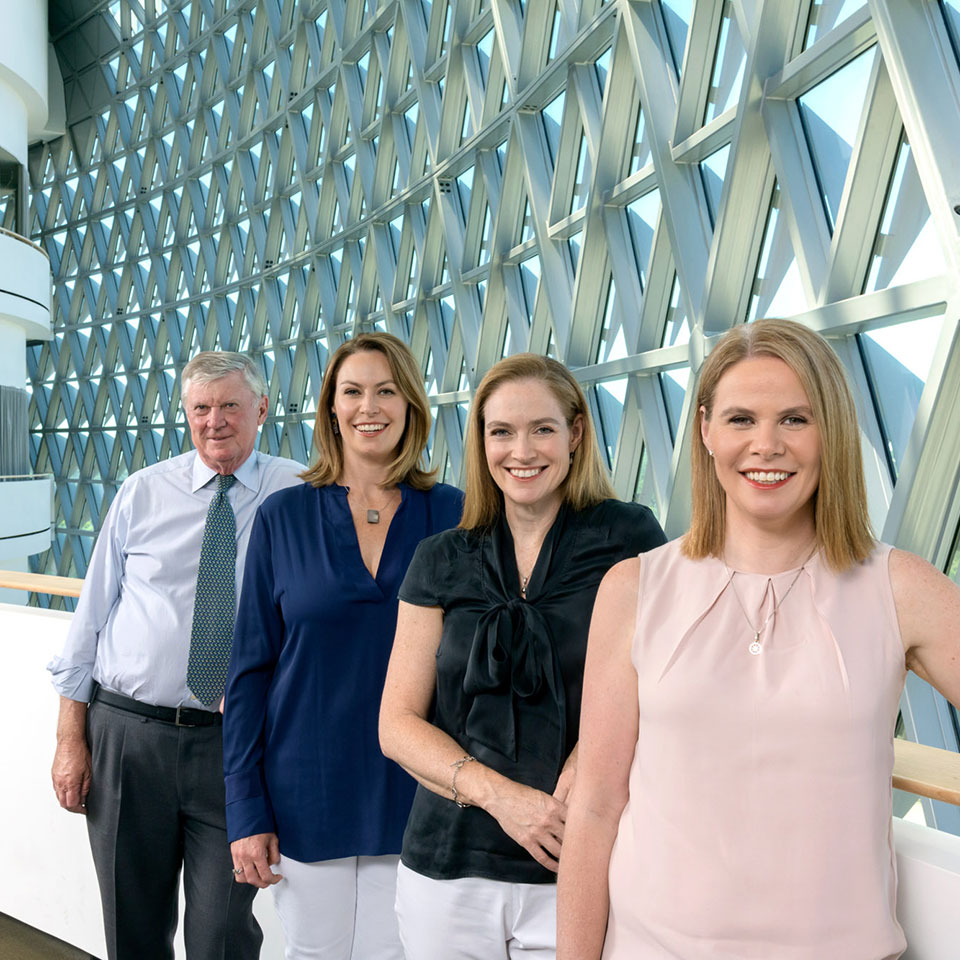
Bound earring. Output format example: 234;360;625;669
707;448;714;457
569;451;575;464
331;413;340;436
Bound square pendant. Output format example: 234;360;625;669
367;509;380;524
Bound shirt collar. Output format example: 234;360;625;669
190;449;260;493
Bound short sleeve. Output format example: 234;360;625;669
624;502;667;556
398;531;460;608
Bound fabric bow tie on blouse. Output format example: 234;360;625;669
461;514;568;779
462;599;566;771
186;473;237;706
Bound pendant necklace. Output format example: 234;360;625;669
724;548;815;655
348;487;399;524
520;574;530;598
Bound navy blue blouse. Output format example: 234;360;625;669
222;480;463;863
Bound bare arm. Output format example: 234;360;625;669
51;697;91;814
890;549;960;707
379;600;567;872
557;557;642;960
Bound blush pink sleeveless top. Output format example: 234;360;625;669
604;539;907;960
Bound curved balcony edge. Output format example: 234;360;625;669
0;476;53;560
0;230;52;341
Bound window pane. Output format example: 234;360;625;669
797;46;876;233
660;0;693;77
747;182;808;321
594;377;628;469
700;143;731;227
857;315;943;479
626;189;661;291
633;445;659;519
804;0;868;50
661;275;690;347
704;1;746;123
863;136;947;292
596;277;629;363
660;366;690;443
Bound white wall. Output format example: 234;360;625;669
0;232;52;345
0;0;48;143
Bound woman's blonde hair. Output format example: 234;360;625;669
460;354;615;530
301;332;436;490
684;318;873;571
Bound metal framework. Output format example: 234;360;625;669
26;0;960;825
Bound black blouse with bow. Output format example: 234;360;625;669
397;497;665;883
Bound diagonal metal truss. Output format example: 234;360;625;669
26;0;960;821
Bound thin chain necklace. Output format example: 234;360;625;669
724;548;815;655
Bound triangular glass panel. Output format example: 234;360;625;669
699;143;730;227
863;134;947;293
659;366;690;444
797;45;877;233
747;182;808;321
660;0;693;77
857;314;944;479
626;189;661;292
804;0;868;51
704;0;747;122
593;377;628;469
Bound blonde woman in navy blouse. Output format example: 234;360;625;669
223;333;462;960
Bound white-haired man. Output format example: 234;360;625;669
49;351;303;960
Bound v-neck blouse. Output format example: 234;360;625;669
398;498;666;883
222;480;463;863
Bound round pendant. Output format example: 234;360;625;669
748;640;762;656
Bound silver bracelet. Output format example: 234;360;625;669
450;754;476;808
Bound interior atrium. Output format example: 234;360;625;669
20;0;960;830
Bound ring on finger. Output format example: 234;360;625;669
233;866;243;875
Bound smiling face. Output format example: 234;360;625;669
701;355;821;535
483;377;584;515
184;369;268;475
332;349;409;469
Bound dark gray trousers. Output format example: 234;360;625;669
85;700;261;960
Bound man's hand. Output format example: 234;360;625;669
52;739;92;813
231;833;282;888
52;696;92;814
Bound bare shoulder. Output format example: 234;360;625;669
888;548;960;657
601;555;642;589
888;548;955;607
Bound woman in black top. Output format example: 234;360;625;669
380;354;664;959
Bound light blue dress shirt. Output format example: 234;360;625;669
48;449;303;709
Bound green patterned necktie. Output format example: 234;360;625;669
186;473;237;706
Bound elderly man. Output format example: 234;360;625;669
49;352;302;960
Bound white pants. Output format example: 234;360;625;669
395;861;557;960
272;854;403;960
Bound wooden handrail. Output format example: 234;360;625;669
893;738;960;807
0;226;50;261
2;568;960;807
0;569;82;598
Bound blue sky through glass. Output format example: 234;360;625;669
660;0;694;76
864;137;946;292
798;46;876;232
858;314;943;478
700;143;731;226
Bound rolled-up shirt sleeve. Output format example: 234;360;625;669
47;487;130;702
222;506;284;842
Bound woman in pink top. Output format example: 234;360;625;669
557;319;960;960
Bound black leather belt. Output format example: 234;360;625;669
92;687;222;727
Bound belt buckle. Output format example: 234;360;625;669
174;705;196;727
